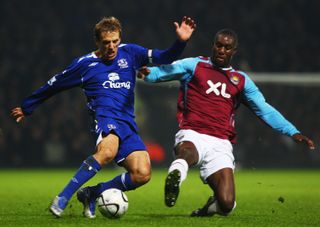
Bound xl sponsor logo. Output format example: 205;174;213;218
206;80;231;98
103;72;131;89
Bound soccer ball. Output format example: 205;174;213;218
97;188;129;218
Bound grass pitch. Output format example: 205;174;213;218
0;169;319;227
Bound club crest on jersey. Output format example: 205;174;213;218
230;75;239;85
118;58;128;68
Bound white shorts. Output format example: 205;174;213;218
174;129;235;183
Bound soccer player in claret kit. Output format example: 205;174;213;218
11;16;196;218
138;29;315;217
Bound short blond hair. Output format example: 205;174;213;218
94;16;122;41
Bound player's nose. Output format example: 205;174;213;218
218;46;226;54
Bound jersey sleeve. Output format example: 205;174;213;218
151;40;187;64
21;59;83;115
124;44;149;68
241;72;300;136
128;40;187;68
144;57;198;83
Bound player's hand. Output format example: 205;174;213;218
11;107;25;123
174;16;196;42
137;66;150;80
292;133;315;150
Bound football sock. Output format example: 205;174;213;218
58;156;101;201
90;172;137;198
168;159;189;185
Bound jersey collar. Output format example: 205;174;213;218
209;58;233;71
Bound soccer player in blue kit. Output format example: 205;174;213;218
11;16;196;218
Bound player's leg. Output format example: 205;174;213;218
77;131;149;218
77;150;150;218
78;150;150;219
87;150;151;195
207;168;236;214
191;168;236;216
191;136;236;217
84;125;151;194
50;133;118;218
122;150;152;187
76;133;119;218
165;140;199;207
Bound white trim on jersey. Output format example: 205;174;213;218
148;49;153;63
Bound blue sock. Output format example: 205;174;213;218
90;172;137;198
58;156;101;200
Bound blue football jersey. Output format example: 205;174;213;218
21;40;186;132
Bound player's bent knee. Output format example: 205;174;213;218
131;167;151;186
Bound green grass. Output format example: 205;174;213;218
0;169;320;226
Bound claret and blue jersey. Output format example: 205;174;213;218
145;56;299;143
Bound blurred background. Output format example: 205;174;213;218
1;0;319;168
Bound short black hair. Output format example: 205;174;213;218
214;29;238;48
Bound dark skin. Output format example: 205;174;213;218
173;33;315;213
137;32;316;213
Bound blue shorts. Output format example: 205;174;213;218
94;117;147;164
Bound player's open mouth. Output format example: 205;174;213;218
106;52;116;60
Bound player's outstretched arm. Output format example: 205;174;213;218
174;16;196;42
11;107;25;123
291;133;315;150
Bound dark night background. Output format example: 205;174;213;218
1;0;319;168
